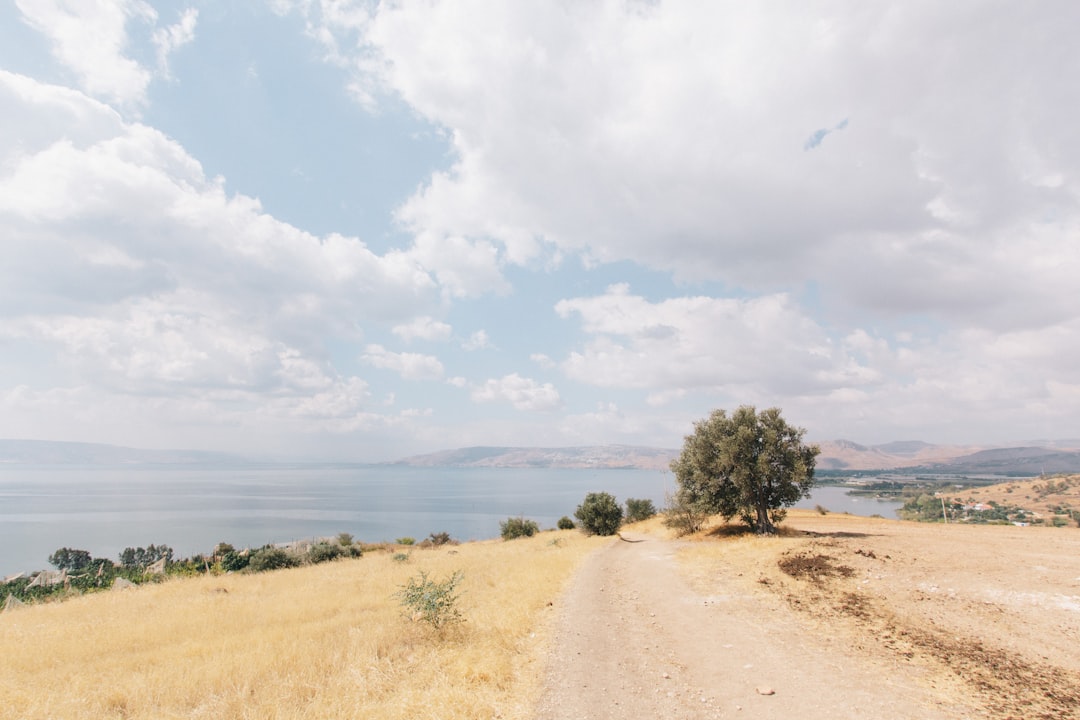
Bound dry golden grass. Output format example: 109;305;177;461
0;530;604;720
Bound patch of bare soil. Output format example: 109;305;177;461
534;513;1080;720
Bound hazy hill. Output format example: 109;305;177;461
0;439;244;465
390;445;677;470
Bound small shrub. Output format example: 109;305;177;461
663;491;709;536
308;542;344;564
815;504;829;515
395;570;465;630
336;532;354;547
422;531;454;547
625;498;657;523
557;516;575;530
392;552;411;563
247;547;298;573
574;492;623;536
500;516;539;540
220;550;249;572
396;537;416;546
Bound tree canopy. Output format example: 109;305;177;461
670;405;819;534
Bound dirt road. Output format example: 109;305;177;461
534;515;1080;719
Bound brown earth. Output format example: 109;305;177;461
534;512;1080;719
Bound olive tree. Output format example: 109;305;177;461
574;492;623;535
670;406;819;534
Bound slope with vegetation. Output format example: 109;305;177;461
0;531;605;720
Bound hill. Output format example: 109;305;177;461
389;444;678;470
0;439;244;465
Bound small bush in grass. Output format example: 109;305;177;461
662;491;709;536
557;516;576;530
395;570;465;630
815;504;829;515
220;550;249;572
392;552;411;563
500;516;539;540
421;531;454;547
247;547;298;573
336;532;354;546
574;492;623;536
308;542;344;564
396;537;416;546
625;498;657;523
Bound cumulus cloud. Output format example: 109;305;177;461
555;284;867;397
16;1;199;110
288;1;1080;330
462;329;492;351
392;316;453;343
361;344;444;381
471;374;561;411
0;71;444;448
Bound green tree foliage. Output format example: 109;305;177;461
670;406;819;535
307;542;344;564
624;497;657;523
557;516;576;530
48;547;93;572
118;544;174;570
500;516;539;540
574;492;623;536
247;547;298;572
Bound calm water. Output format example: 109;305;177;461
0;465;901;575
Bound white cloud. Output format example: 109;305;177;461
0;72;448;452
293;1;1080;332
462;329;491;351
15;1;199;110
471;374;561;412
152;8;198;77
392;316;453;343
555;284;862;397
361;344;444;381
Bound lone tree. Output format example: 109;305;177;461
574;492;623;536
670;406;819;534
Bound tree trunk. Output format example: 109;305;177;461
755;502;775;534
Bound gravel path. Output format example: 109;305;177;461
533;532;951;720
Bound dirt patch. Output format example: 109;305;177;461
777;550;855;582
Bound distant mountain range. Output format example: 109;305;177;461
0;440;244;466
394;440;1080;476
3;438;1079;476
388;445;677;470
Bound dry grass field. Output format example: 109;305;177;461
5;510;1079;719
0;530;604;720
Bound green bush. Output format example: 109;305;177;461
308;542;344;564
422;531;454;547
336;532;354;547
557;516;576;530
48;547;93;572
574;492;623;536
396;537;416;546
624;498;657;523
247;547;298;573
220;550;249;572
500;516;540;540
395;570;465;630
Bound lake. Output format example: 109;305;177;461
0;465;902;576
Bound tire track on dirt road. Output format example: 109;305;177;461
534;532;957;720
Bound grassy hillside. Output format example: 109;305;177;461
0;531;604;720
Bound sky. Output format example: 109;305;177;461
1;1;1078;462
